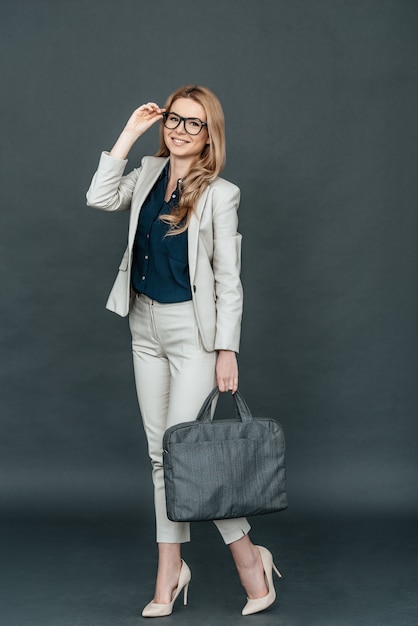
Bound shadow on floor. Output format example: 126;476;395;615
1;513;417;625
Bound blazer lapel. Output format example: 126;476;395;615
128;157;169;249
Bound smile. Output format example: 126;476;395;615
171;138;189;146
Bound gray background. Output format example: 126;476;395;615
1;0;417;522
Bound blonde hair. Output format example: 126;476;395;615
156;85;226;235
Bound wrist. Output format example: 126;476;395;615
120;127;142;141
109;130;139;160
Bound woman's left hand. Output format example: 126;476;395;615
216;350;238;393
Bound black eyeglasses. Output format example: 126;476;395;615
162;111;208;135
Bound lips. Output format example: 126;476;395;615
171;137;189;146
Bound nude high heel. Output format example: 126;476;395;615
141;559;191;618
241;546;282;616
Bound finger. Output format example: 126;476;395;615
144;102;164;113
227;374;238;394
140;102;158;109
136;103;162;115
216;376;226;392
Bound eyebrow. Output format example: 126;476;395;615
169;111;206;122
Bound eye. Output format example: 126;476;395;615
169;114;179;123
189;119;200;127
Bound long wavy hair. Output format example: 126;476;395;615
156;85;226;235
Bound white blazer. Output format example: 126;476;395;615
86;152;243;353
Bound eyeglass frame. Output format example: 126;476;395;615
162;111;208;135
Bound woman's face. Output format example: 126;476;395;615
163;97;209;161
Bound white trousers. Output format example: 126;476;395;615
129;294;251;544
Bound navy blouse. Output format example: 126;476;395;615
131;163;192;303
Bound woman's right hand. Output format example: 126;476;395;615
109;102;165;160
123;102;165;137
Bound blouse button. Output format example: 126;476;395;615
145;255;149;260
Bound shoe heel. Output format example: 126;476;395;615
272;562;283;578
183;581;189;606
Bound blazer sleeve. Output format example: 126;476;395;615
211;182;243;353
86;151;140;211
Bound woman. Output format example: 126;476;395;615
86;85;281;617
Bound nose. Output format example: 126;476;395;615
177;119;188;134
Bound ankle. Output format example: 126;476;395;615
157;556;182;574
156;543;182;578
230;538;261;571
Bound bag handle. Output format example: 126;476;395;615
196;388;253;423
